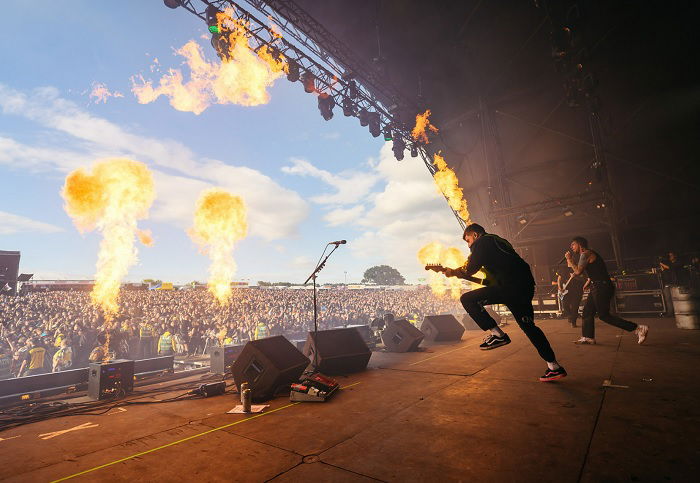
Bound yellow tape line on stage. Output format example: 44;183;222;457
52;382;361;482
409;344;470;366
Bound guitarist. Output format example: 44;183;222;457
557;268;589;328
439;223;566;382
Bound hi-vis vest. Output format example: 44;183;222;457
28;347;47;370
53;347;72;369
254;323;269;340
158;332;174;353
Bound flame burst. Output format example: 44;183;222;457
89;82;124;104
412;109;439;144
62;159;155;316
433;152;470;223
189;188;248;305
132;10;287;114
418;242;468;299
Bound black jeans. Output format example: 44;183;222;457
582;281;637;339
562;290;583;326
460;284;556;363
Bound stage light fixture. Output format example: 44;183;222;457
286;59;300;82
368;112;381;137
163;0;181;8
517;214;528;225
359;108;369;127
342;98;355;117
563;207;574;217
410;144;418;157
317;93;335;121
383;127;393;141
301;72;316;93
392;137;406;161
348;80;358;99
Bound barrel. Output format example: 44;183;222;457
671;286;700;329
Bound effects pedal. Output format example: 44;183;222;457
289;372;339;402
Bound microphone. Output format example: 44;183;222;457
329;240;347;245
558;256;566;265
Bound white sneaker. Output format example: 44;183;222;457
573;337;596;345
635;325;649;344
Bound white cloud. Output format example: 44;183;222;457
281;158;379;205
0;211;64;235
0;84;309;240
323;205;364;226
283;142;467;282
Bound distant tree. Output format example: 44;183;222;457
258;281;271;286
362;265;405;285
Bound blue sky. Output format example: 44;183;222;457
0;0;463;284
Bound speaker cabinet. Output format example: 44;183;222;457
420;314;465;342
232;336;309;401
88;359;134;400
381;320;424;352
304;328;371;374
345;324;373;344
461;314;482;330
210;344;245;374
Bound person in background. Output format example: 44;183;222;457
18;338;48;377
557;268;589;328
659;251;685;286
158;326;176;357
567;236;649;345
52;338;73;372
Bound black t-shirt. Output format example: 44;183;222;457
462;234;535;287
579;250;609;282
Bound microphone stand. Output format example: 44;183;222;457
303;243;341;372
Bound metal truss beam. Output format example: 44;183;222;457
168;0;468;229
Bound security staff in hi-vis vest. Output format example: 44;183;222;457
18;338;48;376
158;329;176;356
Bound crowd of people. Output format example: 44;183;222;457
0;287;462;379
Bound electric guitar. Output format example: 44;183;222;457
425;264;490;286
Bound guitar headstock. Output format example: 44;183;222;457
425;264;445;272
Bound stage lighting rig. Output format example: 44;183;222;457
383;126;393;141
368;112;381;137
163;0;181;8
410;144;418;158
318;93;335;121
301;72;316;93
342;98;355;117
286;59;300;82
392;137;406;161
358;108;369;127
347;80;358;99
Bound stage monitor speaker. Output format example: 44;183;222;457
345;324;372;344
381;320;424;352
210;344;245;375
232;336;310;401
420;315;465;342
304;328;371;374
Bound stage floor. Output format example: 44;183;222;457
1;317;698;482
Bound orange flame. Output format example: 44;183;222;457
411;109;439;144
432;152;470;223
189;188;248;305
89;82;124;104
132;9;287;114
62;159;155;317
417;242;468;299
137;229;154;247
